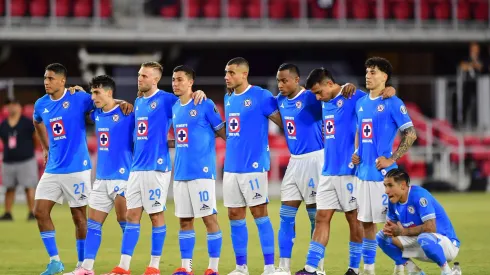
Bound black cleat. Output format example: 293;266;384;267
295;268;318;275
344;268;359;275
0;212;13;221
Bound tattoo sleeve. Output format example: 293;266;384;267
390;126;417;161
402;219;436;236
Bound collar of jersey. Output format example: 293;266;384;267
180;98;193;106
399;186;412;205
233;85;252;96
50;89;67;102
102;104;119;114
368;94;381;100
287;88;305;100
143;89;160;99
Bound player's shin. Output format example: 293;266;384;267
179;230;196;271
207;231;222;272
230;219;248;267
119;223;141;270
278;205;298;270
306;208;316;238
375;231;407;269
347;211;362;273
41;230;61;261
150;224;167;269
304;242;325;272
255;216;275;271
417;233;450;272
81;219;103;270
362;223;378;271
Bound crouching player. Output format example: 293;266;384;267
377;169;460;275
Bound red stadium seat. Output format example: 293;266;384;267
0;141;3;153
407;162;427;178
99;0;112;18
203;0;220;18
0;0;4;15
457;1;470;20
482;136;490;146
30;0;49;17
471;145;490;161
464;135;481;146
309;0;328;19
160;2;179;18
287;0;301;18
392;0;414;20
228;0;243;18
352;0;370;19
56;0;70;17
22;104;34;119
269;0;286;19
187;0;200;18
433;0;450;20
481;160;490;176
11;0;27;16
473;1;489;21
74;0;92;17
246;0;261;18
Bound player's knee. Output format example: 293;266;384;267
228;208;245;220
250;204;268;219
375;230;388;245
315;210;331;224
179;218;194;230
202;214;218;228
417;232;436;245
126;209;141;223
33;206;48;220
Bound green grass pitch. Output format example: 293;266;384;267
0;193;489;275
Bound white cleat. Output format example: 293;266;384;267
392;270;404;275
261;266;276;275
361;270;375;275
227;266;249;275
273;267;291;275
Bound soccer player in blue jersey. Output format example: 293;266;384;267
377;169;460;275
223;57;283;275
168;65;227;275
73;75;134;275
106;62;206;275
33;63;132;275
352;57;417;275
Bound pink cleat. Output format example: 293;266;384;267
74;268;95;275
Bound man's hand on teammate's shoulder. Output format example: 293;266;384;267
380;86;396;99
119;101;134;115
68;85;85;94
192;90;207;105
341;83;357;99
351;153;361;165
375;156;395;169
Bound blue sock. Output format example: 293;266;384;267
306;241;325;268
362;238;377;265
40;231;59;257
84;219;102;260
306;208;317;238
349;241;363;268
230;219;248;266
207;231;222;258
375;231;407;265
152;225;167;256
76;239;85;262
179;230;196;260
278;205;298;259
417;233;447;267
119;221;127;233
121;223;140;256
255;216;275;265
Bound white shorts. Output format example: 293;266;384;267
317;175;357;212
35;170;92;208
398;233;460;262
223;172;268;208
173;179;217;218
126;171;171;214
281;150;323;205
356;179;387;223
89;179;127;214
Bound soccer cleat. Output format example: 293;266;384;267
101;266;131;275
204;268;219;275
345;268;359;275
294;268;320;275
143;267;160;275
392;270;404;275
63;265;82;275
74;268;95;275
0;212;13;221
274;267;291;275
172;268;193;275
227;266;249;275
40;259;65;275
361;270;375;275
261;268;275;275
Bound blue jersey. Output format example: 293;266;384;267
356;95;413;181
323;90;366;176
91;106;134;181
172;99;224;181
224;85;278;173
132;90;178;172
33;90;93;174
277;89;323;155
387;186;460;246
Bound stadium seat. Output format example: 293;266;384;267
473;0;489;21
287;0;301;18
56;0;71;17
482;136;490;146
30;0;49;17
11;0;27;16
352;0;370;19
480;160;490;176
0;0;4;15
269;0;286;19
433;0;451;20
22;104;34;119
309;0;328;19
471;145;489;161
246;0;261;18
228;0;243;18
0;141;3;153
203;0;220;18
160;1;179;18
392;0;414;20
464;135;481;146
99;0;112;18
457;1;470;20
74;0;92;17
408;161;427;178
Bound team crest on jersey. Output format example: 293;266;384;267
62;101;70;109
189;109;198;117
228;116;240;133
325;119;335;136
419;197;428;207
150;101;157;109
400;105;408;114
361;122;373;139
295;101;302;109
244;99;252;107
176;127;189;144
99;132;109;148
408;206;415;214
336;99;344;108
285;120;296;136
137;120;149;136
50;120;66;138
112;114;119;122
377;104;385;112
